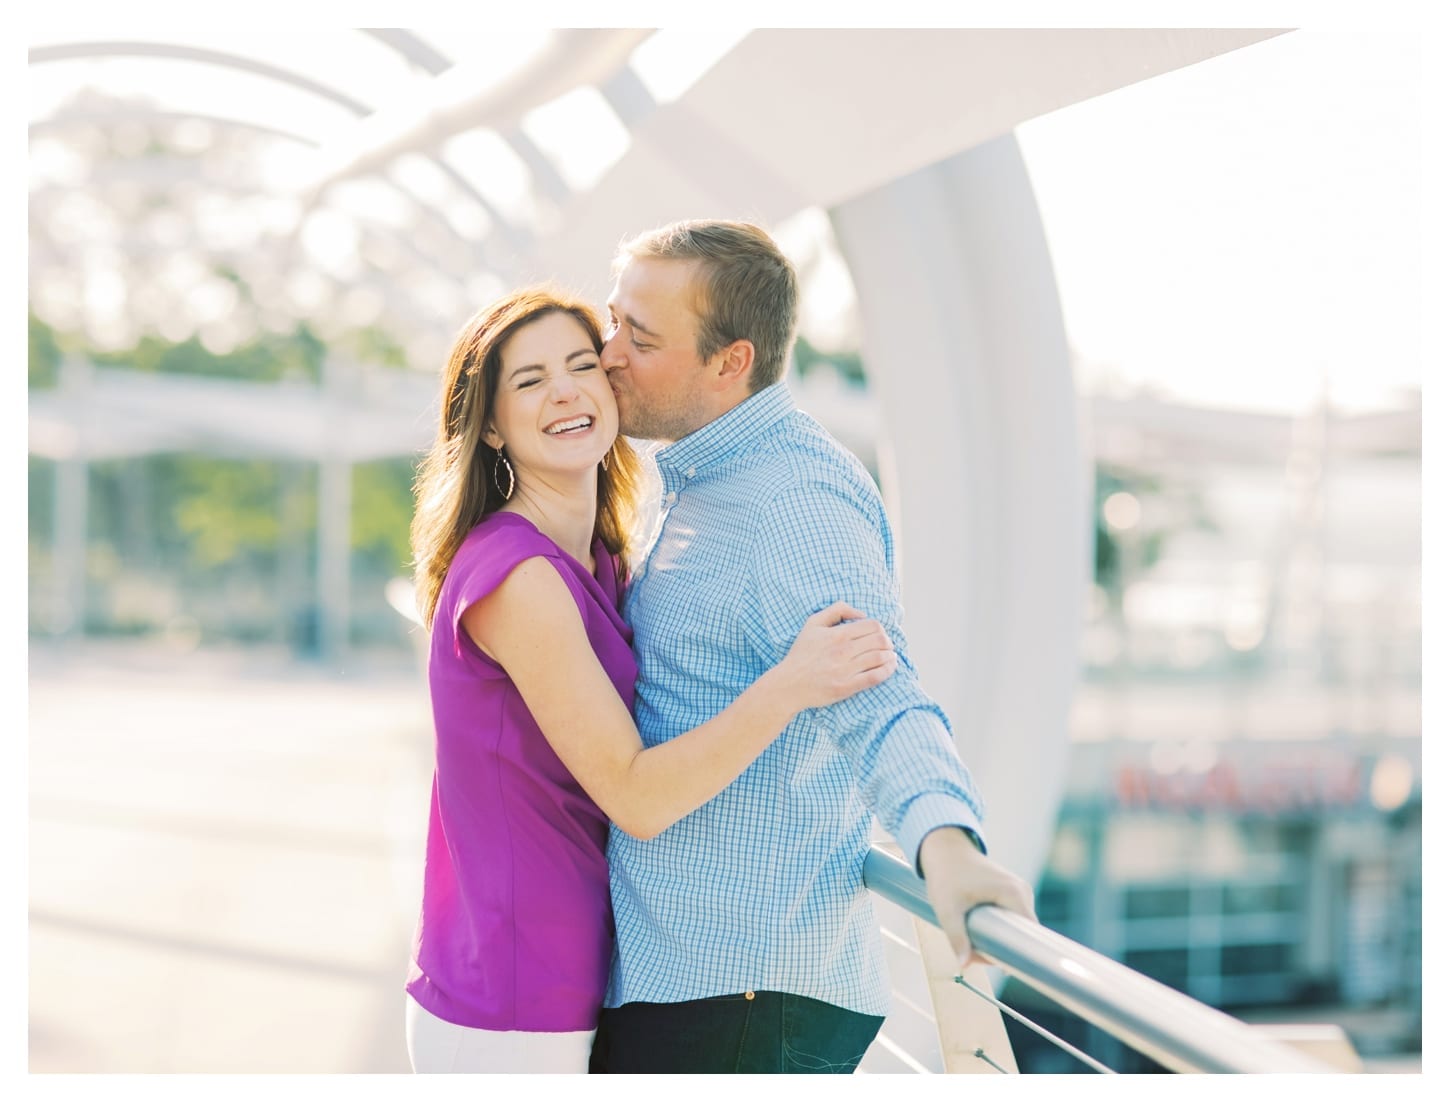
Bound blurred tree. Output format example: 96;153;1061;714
353;457;419;574
165;458;285;569
793;333;866;386
27;319;427;645
1093;461;1219;672
1093;465;1166;596
29;312;62;388
343;326;412;371
92;325;327;383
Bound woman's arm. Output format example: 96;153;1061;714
462;556;895;839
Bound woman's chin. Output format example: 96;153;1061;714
520;456;613;484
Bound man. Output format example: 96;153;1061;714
590;220;1035;1074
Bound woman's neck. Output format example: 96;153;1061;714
499;476;597;568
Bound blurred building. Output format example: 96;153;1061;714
1003;392;1422;1072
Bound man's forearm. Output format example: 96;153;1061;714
836;700;985;858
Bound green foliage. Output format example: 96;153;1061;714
166;458;285;568
340;326;411;371
27;456;54;538
793;333;867;386
352;457;420;572
29;312;62;388
27;317;424;644
92;325;326;383
1093;466;1156;593
1093;463;1217;595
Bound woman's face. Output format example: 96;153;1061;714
484;311;619;484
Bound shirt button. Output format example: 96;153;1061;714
744;990;755;1001
685;466;696;478
664;491;677;505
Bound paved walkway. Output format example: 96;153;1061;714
25;638;954;1075
27;641;434;1073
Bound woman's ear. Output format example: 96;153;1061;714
482;425;504;451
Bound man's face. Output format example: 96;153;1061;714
602;257;716;442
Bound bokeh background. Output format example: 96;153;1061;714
24;24;1425;1074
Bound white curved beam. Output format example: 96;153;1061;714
29;40;374;115
30;106;320;147
529;28;1285;297
830;134;1087;887
299;29;655;196
360;28;454;76
27;153;491;290
28;37;513;239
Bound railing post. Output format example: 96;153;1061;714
863;845;1343;1073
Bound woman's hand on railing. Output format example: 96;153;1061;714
917;826;1037;971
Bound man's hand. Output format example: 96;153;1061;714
917;826;1037;972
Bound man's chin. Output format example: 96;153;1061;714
615;409;647;439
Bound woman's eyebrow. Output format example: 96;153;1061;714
507;348;597;379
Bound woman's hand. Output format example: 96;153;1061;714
775;600;898;709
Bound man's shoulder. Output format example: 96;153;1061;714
778;414;881;497
722;415;889;545
751;410;879;488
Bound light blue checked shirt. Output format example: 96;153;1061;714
604;382;986;1017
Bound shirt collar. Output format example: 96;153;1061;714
653;382;795;487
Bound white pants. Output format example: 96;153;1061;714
405;995;595;1073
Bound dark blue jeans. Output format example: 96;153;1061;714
589;990;885;1074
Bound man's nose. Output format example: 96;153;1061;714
601;330;627;372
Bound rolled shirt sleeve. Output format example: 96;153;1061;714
737;479;987;867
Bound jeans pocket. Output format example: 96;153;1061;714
780;995;884;1074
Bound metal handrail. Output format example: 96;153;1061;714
864;844;1339;1073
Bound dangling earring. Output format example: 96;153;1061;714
601;448;611;472
493;449;515;500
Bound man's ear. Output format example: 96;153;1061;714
712;339;755;390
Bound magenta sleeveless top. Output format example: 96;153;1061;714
405;511;636;1031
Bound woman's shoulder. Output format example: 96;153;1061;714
446;513;565;603
458;512;563;566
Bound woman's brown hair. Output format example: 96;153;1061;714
410;285;642;629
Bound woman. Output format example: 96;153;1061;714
404;286;896;1073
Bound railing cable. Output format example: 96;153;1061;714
863;844;1337;1073
952;974;1116;1074
971;1046;1012;1074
